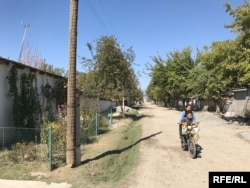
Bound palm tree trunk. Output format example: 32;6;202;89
67;0;80;167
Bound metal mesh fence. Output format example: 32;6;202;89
101;108;112;126
0;127;40;150
80;114;98;144
79;109;112;143
0;111;112;171
0;126;66;169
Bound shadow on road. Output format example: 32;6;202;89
80;131;163;165
220;115;250;126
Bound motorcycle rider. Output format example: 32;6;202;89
181;111;202;155
178;104;197;137
181;112;199;144
178;104;197;123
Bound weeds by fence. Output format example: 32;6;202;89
0;110;113;171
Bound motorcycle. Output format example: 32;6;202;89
179;122;201;159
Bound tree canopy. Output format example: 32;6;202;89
146;1;250;111
79;35;143;110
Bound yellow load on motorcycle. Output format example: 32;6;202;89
181;122;200;135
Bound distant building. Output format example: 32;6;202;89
224;86;250;118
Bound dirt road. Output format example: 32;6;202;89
123;103;250;188
1;103;250;188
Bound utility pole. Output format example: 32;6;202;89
18;23;30;62
123;85;125;112
118;43;125;112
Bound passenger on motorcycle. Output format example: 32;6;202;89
181;111;202;157
178;104;197;137
181;111;199;145
178;104;197;123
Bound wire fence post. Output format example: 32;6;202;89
2;128;5;150
48;125;53;171
110;108;113;125
95;113;98;136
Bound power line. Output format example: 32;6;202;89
97;0;116;34
86;0;110;34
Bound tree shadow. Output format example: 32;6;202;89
220;115;250;126
80;131;162;166
124;113;154;121
132;105;154;110
112;113;154;122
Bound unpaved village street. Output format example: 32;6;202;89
1;103;250;188
122;103;250;188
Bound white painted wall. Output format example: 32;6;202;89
0;62;13;127
0;57;65;127
80;97;117;114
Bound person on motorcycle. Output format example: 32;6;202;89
178;104;197;123
181;112;199;143
178;104;197;137
181;111;202;156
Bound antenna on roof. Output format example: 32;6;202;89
18;21;30;62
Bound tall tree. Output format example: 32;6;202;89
67;0;80;167
224;1;250;85
146;56;169;104
76;71;99;97
146;1;250;112
81;35;142;116
147;47;196;106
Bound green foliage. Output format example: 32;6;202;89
224;1;250;86
80;106;111;143
76;71;99;97
41;120;67;164
147;2;250;107
147;47;196;102
94;36;136;101
38;63;66;76
6;65;18;97
80;35;143;112
41;81;67;122
80;106;98;143
224;1;250;34
6;65;41;128
198;40;237;100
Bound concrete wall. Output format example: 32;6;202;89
80;97;117;113
233;89;247;116
225;88;250;118
0;57;65;127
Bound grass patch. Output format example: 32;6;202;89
0;110;143;187
0;161;48;180
92;122;141;185
0;143;48;180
